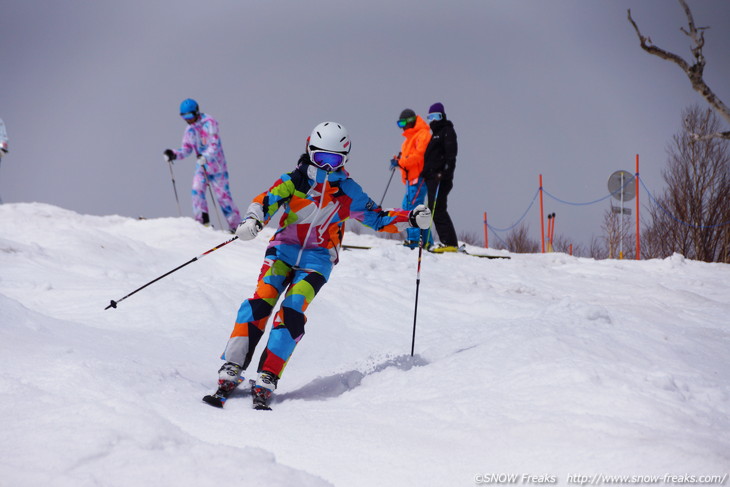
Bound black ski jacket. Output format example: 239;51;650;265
422;119;457;182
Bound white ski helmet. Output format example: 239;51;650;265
308;122;351;171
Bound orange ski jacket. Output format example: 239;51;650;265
397;116;432;185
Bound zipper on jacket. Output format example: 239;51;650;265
294;171;329;268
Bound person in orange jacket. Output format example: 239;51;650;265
391;108;433;248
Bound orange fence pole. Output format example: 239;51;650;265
483;212;488;248
635;154;641;260
539;174;545;253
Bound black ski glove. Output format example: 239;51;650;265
164;149;176;162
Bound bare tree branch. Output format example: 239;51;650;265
628;1;730;140
690;131;730;142
644;106;730;263
627;8;691;71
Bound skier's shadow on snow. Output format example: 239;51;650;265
273;354;429;404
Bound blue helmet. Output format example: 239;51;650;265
179;98;199;116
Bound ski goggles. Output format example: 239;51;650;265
180;111;197;121
310;149;348;171
427;112;443;122
397;116;416;128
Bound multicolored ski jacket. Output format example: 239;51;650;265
172;113;227;173
245;155;413;279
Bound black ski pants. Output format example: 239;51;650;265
426;178;458;247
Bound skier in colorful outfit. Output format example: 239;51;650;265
423;102;459;253
391;108;433;249
213;121;432;410
164;99;242;232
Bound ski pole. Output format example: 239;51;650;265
411;181;440;356
424;181;440;245
380;166;397;206
380;152;400;206
105;235;239;310
201;164;224;230
166;158;182;216
410;246;423;357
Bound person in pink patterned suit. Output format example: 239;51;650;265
164;98;242;232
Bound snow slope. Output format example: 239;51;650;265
1;203;728;487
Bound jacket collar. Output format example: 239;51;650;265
402;115;430;138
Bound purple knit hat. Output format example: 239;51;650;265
428;102;445;115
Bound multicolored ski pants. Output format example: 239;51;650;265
191;165;242;231
222;251;327;379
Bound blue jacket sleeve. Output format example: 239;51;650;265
343;179;411;233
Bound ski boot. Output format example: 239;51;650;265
430;243;458;254
252;371;278;411
202;362;244;408
218;362;243;390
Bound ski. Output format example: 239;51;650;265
343;243;510;258
202;378;251;408
202;392;228;408
459;250;511;259
253;395;272;411
427;245;511;259
457;244;510;259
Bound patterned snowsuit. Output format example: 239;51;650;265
397;116;433;247
172;113;242;231
222;155;414;379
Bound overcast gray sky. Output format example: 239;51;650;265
2;0;729;252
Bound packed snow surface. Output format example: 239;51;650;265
1;203;728;487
